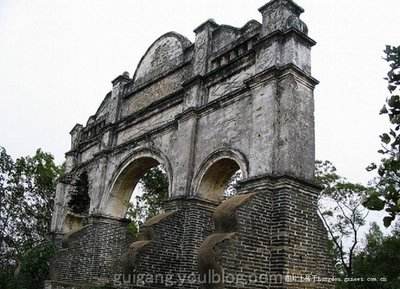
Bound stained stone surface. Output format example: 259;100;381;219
48;1;334;288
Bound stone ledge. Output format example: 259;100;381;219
245;63;319;89
238;173;322;195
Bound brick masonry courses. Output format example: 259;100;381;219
47;1;335;288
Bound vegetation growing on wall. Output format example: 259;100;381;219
125;165;169;236
67;172;90;215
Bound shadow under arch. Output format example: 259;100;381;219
101;147;173;219
192;148;249;202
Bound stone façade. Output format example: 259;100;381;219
47;0;335;288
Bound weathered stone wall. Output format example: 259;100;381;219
58;3;317;219
49;0;335;288
121;68;188;117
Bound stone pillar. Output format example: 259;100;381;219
50;182;69;236
249;0;317;181
183;20;218;109
64;124;83;174
193;19;218;76
172;110;199;196
259;0;306;36
257;0;312;73
110;72;130;144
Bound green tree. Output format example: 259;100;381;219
0;146;62;288
125;165;243;237
13;242;56;289
316;160;373;278
364;222;384;256
365;45;400;227
352;221;400;289
224;170;242;198
125;165;168;236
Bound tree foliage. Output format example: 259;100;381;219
224;170;242;198
0;146;62;288
350;221;400;289
12;242;56;289
125;165;168;236
125;165;242;236
316;160;373;278
365;45;400;227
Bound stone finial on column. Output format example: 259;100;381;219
183;19;218;108
192;19;218;76
109;71;130;124
70;124;83;150
258;0;308;36
111;71;130;88
255;0;314;74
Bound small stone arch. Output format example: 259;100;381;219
100;147;173;219
60;171;91;234
192;148;249;202
67;171;90;215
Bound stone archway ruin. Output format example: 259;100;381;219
48;1;335;288
101;148;172;219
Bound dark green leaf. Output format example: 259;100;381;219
380;105;389;114
383;216;395;227
363;193;385;211
381;133;391;144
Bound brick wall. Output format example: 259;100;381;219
204;176;335;289
49;177;334;289
51;216;132;284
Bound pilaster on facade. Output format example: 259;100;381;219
48;1;334;288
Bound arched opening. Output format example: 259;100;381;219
125;164;168;235
62;172;91;234
67;172;90;215
197;158;243;202
105;156;170;220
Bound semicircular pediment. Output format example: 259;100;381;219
133;32;192;87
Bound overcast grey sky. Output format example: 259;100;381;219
0;0;399;224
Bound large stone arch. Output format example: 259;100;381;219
49;2;335;287
192;148;249;202
100;147;173;219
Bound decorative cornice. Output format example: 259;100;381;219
193;19;219;34
245;63;319;89
111;73;130;86
256;28;316;48
117;89;184;130
165;195;219;211
238;173;322;194
69;123;83;135
258;0;304;15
